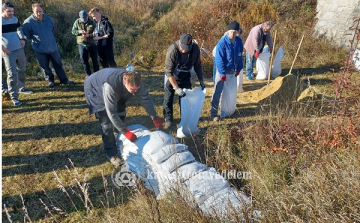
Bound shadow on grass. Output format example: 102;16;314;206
2;121;100;142
2;145;107;177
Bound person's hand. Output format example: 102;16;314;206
175;88;186;97
200;80;206;90
153;117;163;129
220;75;226;81
93;36;100;41
2;46;11;55
235;71;240;77
20;40;25;47
254;51;260;58
124;131;137;142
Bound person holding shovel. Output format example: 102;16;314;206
244;21;274;80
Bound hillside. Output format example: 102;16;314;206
2;0;360;222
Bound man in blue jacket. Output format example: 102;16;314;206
23;3;74;87
210;21;243;121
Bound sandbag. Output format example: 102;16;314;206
237;70;244;92
271;46;284;78
256;46;271;80
177;87;206;138
149;144;188;164
220;73;237;118
154;151;196;174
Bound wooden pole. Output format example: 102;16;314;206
289;34;304;75
267;30;277;85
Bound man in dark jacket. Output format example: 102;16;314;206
163;33;206;129
71;10;99;76
89;8;117;68
84;68;163;166
23;3;74;88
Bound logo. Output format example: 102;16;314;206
111;164;137;188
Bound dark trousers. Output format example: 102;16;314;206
95;110;125;157
79;44;99;76
34;50;68;83
163;76;191;122
97;43;117;68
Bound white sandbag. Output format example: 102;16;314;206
155;151;195;174
352;48;360;70
149;144;188;164
200;187;250;217
184;168;229;205
236;70;244;92
220;73;237;118
256;46;271;80
177;87;206;138
271;46;284;78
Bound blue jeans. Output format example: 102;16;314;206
79;44;99;76
95;110;126;157
34;50;68;83
210;69;225;117
246;52;257;77
213;56;216;84
2;48;27;100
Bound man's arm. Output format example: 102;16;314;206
16;20;26;47
103;83;127;133
135;82;157;120
192;45;204;82
164;45;179;88
71;20;81;36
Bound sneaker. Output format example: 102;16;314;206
61;80;75;85
12;99;22;106
48;82;55;88
164;121;172;129
19;88;33;94
2;88;8;93
109;155;125;167
212;116;219;122
246;74;254;81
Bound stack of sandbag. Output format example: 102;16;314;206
116;125;258;220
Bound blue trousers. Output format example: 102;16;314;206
34;50;68;83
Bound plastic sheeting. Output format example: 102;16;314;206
271;46;284;78
177;87;206;138
220;73;237;118
237;70;244;92
256;46;271;80
116;125;255;220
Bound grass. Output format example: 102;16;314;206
2;0;360;222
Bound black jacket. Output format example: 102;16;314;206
97;15;114;47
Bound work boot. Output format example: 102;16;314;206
109;155;125;167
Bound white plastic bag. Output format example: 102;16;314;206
352;48;360;71
236;70;244;92
220;73;237;118
177;87;206;138
271;46;284;78
256;46;271;80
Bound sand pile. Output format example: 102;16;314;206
249;74;304;105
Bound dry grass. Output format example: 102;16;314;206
2;0;360;222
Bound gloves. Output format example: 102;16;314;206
235;71;240;77
220;75;226;81
153;117;163;129
175;88;186;97
200;80;206;90
124;131;137;142
254;51;260;58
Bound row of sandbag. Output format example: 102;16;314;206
116;124;253;219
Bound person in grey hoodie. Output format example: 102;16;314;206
84;68;163;166
23;3;74;87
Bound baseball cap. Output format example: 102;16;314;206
79;10;88;22
180;33;193;51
